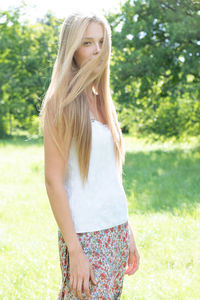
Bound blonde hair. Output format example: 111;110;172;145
39;10;125;185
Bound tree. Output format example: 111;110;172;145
106;0;200;137
0;6;62;136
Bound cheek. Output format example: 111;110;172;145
79;48;93;61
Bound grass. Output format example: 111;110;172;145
0;134;200;299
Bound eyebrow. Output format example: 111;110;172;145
83;37;104;40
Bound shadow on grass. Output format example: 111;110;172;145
1;135;200;215
123;146;200;215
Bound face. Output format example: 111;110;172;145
74;22;104;68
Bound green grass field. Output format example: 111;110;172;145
0;134;200;300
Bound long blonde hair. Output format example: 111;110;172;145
39;11;125;185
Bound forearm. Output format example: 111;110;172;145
45;182;82;254
128;220;137;245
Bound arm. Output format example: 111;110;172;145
125;220;140;276
44;122;96;299
128;221;137;247
44;123;81;254
45;183;82;253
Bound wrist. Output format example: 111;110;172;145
68;240;83;255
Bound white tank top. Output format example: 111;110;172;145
64;111;129;233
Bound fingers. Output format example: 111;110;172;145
90;268;97;286
83;277;91;298
71;276;78;298
77;279;84;300
127;247;135;266
125;249;140;276
70;274;91;299
70;276;82;299
125;254;135;274
69;274;74;292
125;262;139;275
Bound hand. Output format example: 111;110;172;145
125;223;140;276
69;248;97;299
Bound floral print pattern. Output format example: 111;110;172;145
57;221;130;299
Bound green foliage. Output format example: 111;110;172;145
0;2;200;139
106;0;200;137
23;115;41;136
0;5;62;136
0;116;9;138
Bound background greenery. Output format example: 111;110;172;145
0;0;200;139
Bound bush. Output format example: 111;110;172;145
0;116;9;138
24;115;41;137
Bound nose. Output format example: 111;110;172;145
94;42;101;54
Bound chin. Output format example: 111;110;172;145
93;67;101;75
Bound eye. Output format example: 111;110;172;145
100;40;104;44
83;41;91;45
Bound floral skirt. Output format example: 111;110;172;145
57;221;130;300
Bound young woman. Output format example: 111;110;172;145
39;10;140;300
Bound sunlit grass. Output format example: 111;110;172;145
0;134;200;299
